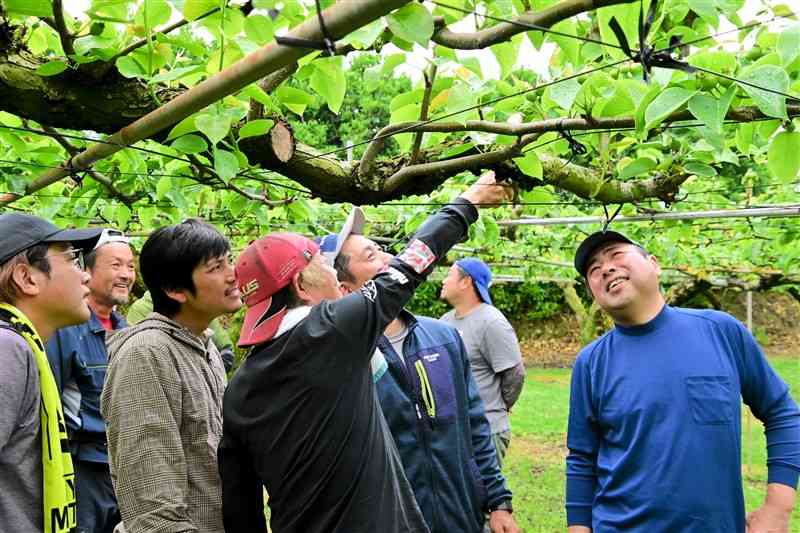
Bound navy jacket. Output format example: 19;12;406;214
46;310;127;463
375;311;512;533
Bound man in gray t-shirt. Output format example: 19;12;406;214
440;258;525;467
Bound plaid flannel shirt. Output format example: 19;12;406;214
102;314;226;533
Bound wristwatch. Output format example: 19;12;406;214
489;499;513;514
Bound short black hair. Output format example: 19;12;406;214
140;219;230;317
333;252;356;284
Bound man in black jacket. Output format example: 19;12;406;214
218;172;512;533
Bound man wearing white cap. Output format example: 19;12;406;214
323;212;518;532
46;228;134;533
219;172;513;532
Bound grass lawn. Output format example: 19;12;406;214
504;356;800;532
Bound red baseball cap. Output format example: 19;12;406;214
236;233;319;347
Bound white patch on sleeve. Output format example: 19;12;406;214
360;280;378;302
386;267;409;285
397;239;436;274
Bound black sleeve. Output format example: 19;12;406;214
218;433;267;532
319;198;478;364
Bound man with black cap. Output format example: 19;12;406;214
566;230;800;533
46;228;134;533
0;213;102;533
218;172;513;533
440;258;525;470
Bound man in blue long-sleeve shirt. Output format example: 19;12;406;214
565;230;800;533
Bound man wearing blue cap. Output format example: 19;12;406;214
565;230;800;533
440;258;525;469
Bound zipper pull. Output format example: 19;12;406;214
415;403;422;420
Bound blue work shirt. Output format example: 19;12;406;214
46;310;128;463
566;305;800;532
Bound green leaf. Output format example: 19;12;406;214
275;86;315;115
3;0;53;17
491;41;518;80
684;162;717;177
386;3;434;46
736;123;754;154
382;54;406;77
644;87;696;130
184;0;217;21
135;0;171;28
389;103;420;152
738;65;789;119
513;151;542;178
445;83;478;124
172;134;208;154
115;56;148;78
196;113;232;145
214;148;239;183
156;176;172;200
688;94;723;132
244;14;274;45
767;131;800;180
139;207;157;228
310;56;346;114
548;77;581;111
778;25;800;66
148;65;204;85
238;119;275;140
342;19;385;49
166;115;199;140
115;204;132;228
618;157;656;179
36;60;68;77
240;84;281;114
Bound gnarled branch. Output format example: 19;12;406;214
431;0;636;49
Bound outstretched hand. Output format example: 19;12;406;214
460;171;515;207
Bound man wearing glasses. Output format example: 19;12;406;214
0;213;102;533
46;228;135;533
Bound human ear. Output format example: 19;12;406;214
163;288;189;304
11;263;41;297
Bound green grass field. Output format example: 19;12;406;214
503;356;800;532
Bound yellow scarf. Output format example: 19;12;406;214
0;304;76;533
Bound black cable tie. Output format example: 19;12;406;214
601;203;624;232
608;0;695;83
556;120;587;160
275;0;336;56
63;156;86;186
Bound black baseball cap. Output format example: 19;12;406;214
0;213;104;266
574;230;642;278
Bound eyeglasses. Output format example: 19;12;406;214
47;248;85;270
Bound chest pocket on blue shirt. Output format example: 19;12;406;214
75;351;108;393
685;376;734;425
411;347;457;424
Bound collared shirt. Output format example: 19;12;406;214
46;310;128;462
102;313;226;533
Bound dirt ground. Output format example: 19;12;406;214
514;291;800;367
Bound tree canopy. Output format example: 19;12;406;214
0;0;798;288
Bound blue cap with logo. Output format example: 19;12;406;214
455;258;493;305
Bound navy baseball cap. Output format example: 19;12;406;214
455;258;493;305
574;230;642;278
0;213;103;266
316;207;365;267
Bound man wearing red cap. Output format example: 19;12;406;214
219;172;513;533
